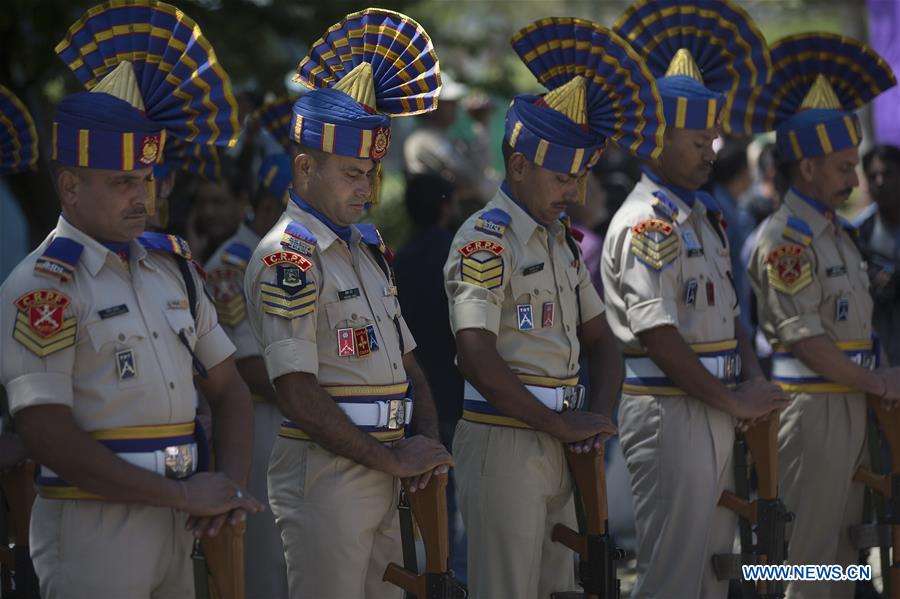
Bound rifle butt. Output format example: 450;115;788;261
551;523;587;557
718;490;757;523
743;416;779;500
566;447;608;535
404;472;450;573
383;562;423;596
200;520;246;599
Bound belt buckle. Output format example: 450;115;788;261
723;354;738;380
561;385;585;411
164;444;194;479
386;399;406;430
861;352;876;371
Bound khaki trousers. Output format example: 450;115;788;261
779;391;868;599
618;394;737;599
267;436;402;599
453;420;577;599
30;498;193;598
246;400;288;598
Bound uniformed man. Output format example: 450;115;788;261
202;155;289;599
744;33;900;598
603;1;788;596
0;3;263;597
244;9;452;598
444;18;664;598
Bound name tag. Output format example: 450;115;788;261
826;265;846;277
338;288;360;301
523;263;545;276
99;304;129;319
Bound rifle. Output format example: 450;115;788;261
716;416;792;598
852;397;900;599
550;446;622;599
193;519;247;599
383;472;467;598
0;461;38;598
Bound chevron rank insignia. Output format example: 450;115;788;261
262;250;313;272
782;215;813;247
651;191;679;222
13;289;77;357
260;280;317;320
474;208;511;238
221;242;252;269
459;240;505;289
766;244;812;295
34;238;83;283
207;267;245;327
630;219;679;271
281;222;317;256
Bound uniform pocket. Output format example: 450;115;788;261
323;297;374;330
163;308;197;349
86;317;146;352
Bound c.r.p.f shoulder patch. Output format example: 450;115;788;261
630;219;679;271
765;244;812;295
459;240;504;290
13;289;77;357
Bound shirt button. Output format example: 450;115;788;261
189;326;194;333
533;288;540;295
565;324;570;331
152;332;159;339
569;363;576;370
351;313;358;320
376;316;382;322
169;382;175;389
558;286;563;292
393;363;398;370
118;333;126;342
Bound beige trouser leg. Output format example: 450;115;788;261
453;420;577;599
779;392;868;599
30;498;193;599
267;436;402;599
618;394;737;599
246;401;288;599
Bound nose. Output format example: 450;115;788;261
849;169;860;189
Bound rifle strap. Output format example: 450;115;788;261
174;257;209;379
398;489;418;596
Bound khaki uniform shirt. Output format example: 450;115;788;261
749;189;872;349
204;222;261;361
601;173;739;352
444;186;604;379
244;200;415;386
0;216;234;429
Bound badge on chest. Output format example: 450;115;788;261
116;349;137;380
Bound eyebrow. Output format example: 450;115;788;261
343;166;373;176
109;174;142;183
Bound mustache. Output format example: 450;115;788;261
124;209;148;217
837;188;853;197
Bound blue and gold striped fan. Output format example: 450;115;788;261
0;84;38;174
511;17;665;160
742;33;896;136
294;8;441;116
55;0;240;147
253;95;297;152
613;0;771;134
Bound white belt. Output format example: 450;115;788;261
41;442;199;481
772;353;876;380
464;381;585;412
625;354;741;381
338;399;414;429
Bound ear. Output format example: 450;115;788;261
57;169;81;209
159;172;176;200
798;158;816;183
292;152;315;191
507;152;529;182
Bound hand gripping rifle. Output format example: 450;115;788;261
550;446;623;599
852;397;900;599
383;472;467;599
715;416;793;598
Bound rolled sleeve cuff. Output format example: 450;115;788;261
194;325;236;370
264;338;319;382
450;299;501;335
580;290;605;324
776;314;826;345
7;372;74;415
626;297;679;335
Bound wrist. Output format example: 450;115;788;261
860;372;887;397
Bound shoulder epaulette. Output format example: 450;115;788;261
475;208;511;238
782;215;814;246
651;191;679;221
222;242;252;269
137;232;193;260
281;221;317;256
34;237;83;283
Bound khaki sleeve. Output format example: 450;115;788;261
247;256;320;381
397;313;417;355
575;256;605;323
615;223;681;335
0;276;77;415
190;265;236;370
750;239;824;345
443;233;512;336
